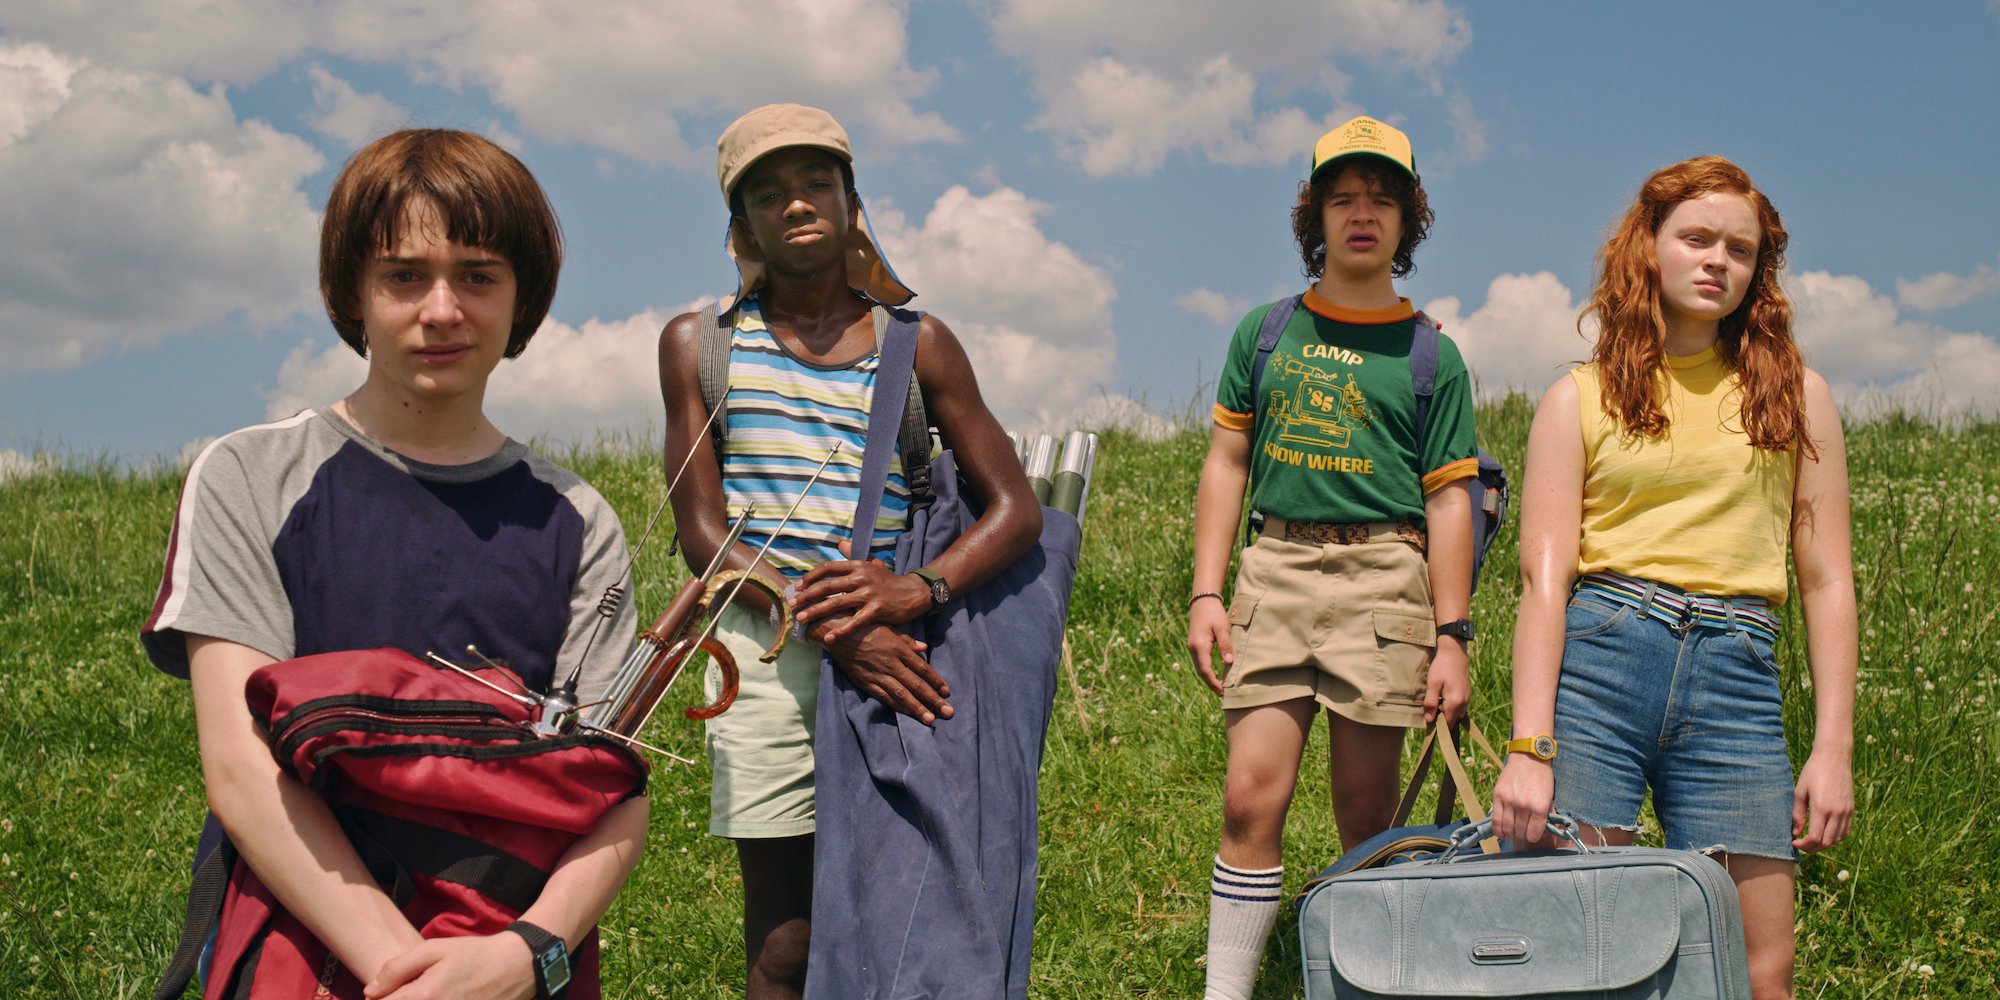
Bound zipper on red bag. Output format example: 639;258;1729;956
272;703;529;760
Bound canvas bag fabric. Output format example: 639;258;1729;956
156;648;648;1000
805;307;1082;1000
1298;816;1753;1000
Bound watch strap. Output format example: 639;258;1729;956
1505;735;1558;761
1437;618;1475;641
506;920;568;998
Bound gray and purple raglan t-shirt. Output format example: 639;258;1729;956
141;407;634;705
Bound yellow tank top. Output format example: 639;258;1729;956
1571;347;1796;604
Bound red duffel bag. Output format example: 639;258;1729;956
157;647;649;1000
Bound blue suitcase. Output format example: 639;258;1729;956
1299;816;1753;999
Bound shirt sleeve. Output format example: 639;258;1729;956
140;435;297;678
1211;304;1266;430
557;480;639;709
1418;333;1482;494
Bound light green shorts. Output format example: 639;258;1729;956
703;603;824;838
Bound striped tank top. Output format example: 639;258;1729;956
719;299;910;578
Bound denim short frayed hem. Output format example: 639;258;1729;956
1552;591;1799;863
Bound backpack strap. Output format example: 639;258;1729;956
698;306;730;449
152;836;237;999
1246;294;1304;413
1409;311;1442;460
1242;294;1305;543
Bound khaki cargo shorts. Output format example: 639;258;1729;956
702;603;824;838
1221;519;1435;727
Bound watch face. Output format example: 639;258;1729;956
536;942;571;994
929;577;950;606
1533;735;1557;760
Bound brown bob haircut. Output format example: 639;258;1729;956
1291;158;1433;281
319;129;564;359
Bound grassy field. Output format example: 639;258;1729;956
3;402;1996;997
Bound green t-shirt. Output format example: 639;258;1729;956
1212;290;1479;527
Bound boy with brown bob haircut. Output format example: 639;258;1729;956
145;128;645;999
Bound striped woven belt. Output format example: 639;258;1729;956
1575;570;1782;644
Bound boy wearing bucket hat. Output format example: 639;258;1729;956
1185;116;1480;999
655;103;1040;999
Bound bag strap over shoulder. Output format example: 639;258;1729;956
849;309;925;543
872;308;934;507
706;305;932;506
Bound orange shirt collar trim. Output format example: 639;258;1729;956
1301;287;1415;325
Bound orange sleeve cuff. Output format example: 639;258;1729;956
1421;456;1479;495
1212;404;1253;432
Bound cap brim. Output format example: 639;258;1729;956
1310;150;1416;183
720;132;854;207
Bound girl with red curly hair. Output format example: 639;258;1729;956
1491;156;1857;999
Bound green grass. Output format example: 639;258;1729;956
3;405;1995;997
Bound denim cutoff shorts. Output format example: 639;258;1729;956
1552;583;1798;861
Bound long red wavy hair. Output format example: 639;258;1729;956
1582;155;1813;457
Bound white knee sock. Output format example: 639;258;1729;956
1204;856;1284;1000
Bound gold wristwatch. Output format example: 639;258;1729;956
1506;734;1558;761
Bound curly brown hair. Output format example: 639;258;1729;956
1291;159;1432;280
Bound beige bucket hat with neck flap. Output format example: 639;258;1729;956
715;103;915;310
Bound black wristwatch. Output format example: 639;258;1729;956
506;920;571;998
1437;618;1475;642
912;566;951;615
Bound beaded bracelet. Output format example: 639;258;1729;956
1188;590;1224;609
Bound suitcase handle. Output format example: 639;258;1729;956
1436;812;1590;862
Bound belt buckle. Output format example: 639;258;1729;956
1667;602;1697;637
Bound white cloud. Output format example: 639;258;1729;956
264;340;365;421
0;42;323;373
1421;268;2000;416
1067;394;1181;442
264;303;713;444
1032;55;1351;176
869;185;1121;431
1420;271;1592;396
1896;258;2000;313
1175;288;1256;327
989;0;1474;176
6;0;957;166
0;448;59;483
1790;270;2000;415
272;183;1139;444
321;0;957;166
306;64;408;148
0;0;312;84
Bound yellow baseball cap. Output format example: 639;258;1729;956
1310;116;1416;182
715;103;915;308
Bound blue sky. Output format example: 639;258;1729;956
4;0;1998;470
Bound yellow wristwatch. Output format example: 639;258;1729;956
1506;735;1558;761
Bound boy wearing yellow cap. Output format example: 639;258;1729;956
655;104;1040;999
1185;116;1480;998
